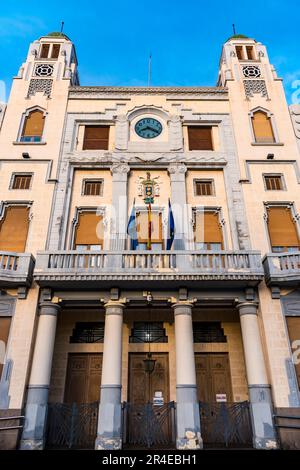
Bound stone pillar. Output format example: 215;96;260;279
20;302;60;450
168;163;188;251
173;303;202;449
95;302;124;450
237;302;278;449
110;163;130;252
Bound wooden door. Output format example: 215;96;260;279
286;317;300;389
128;353;169;404
195;353;233;402
64;353;102;404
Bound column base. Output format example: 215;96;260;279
249;385;279;450
19;439;44;450
176;385;202;450
95;436;122;450
176;433;203;450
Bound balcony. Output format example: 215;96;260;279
263;252;300;286
0;252;35;288
34;250;264;289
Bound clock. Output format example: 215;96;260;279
135;118;162;139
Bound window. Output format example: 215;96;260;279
74;211;104;250
194;211;223;250
188;126;213;151
286;317;300;390
83;126;109;150
70;322;105;343
0;317;11;377
264;175;284;191
246;46;255;60
129;322;168;343
51;44;60;59
193;322;227;343
83;179;103;196
136;211;163;250
236;46;243;60
251;110;275;143
40;43;50;58
12;174;32;190
267;206;300;253
20;109;45;143
194;179;214;196
0;206;30;252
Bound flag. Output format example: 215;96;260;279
127;199;138;250
147;203;152;250
167;199;175;250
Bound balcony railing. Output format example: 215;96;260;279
263;252;300;286
0;252;35;288
34;250;264;287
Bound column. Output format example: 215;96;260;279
237;302;278;449
173;303;202;449
95;302;124;450
20;302;60;450
168;163;188;251
110;163;130;251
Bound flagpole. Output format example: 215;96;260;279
147;203;152;250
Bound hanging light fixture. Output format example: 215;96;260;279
143;292;156;375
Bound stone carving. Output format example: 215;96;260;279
114;114;129;151
169;114;183;151
290;105;300;139
27;79;52;98
242;65;261;78
34;64;54;77
168;163;187;175
110;162;130;175
244;80;268;99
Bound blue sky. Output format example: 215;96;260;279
0;0;299;103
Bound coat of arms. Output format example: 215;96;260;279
138;172;160;204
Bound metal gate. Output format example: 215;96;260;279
46;402;99;449
199;401;253;448
122;402;176;448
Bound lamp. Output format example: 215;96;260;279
143;294;156;378
143;352;156;374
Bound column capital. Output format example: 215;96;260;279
38;302;61;316
168;163;187;180
172;302;194;316
110;162;130;177
104;302;125;315
236;302;258;316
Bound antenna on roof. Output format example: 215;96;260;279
60;21;65;33
232;23;236;35
148;53;152;87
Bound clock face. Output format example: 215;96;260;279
135;118;163;139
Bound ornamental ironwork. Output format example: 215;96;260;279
129;322;168;343
193;322;227;343
69;322;105;343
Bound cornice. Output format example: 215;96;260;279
69;86;228;98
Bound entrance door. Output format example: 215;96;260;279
125;353;174;448
195;353;233;402
64;353;102;404
129;353;169;404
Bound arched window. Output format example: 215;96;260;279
21;109;45;142
251;110;275;143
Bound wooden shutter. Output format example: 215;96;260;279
194;212;223;245
286;317;300;389
267;207;299;248
74;212;104;247
252;111;275;143
83;126;109;150
22;110;44;138
0;206;30;252
136;212;162;243
0;317;11;377
188;127;213;150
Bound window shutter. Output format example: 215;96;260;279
22;110;44;138
252;111;275;143
194;212;223;244
83;126;109;150
267;207;299;248
74;212;104;246
0;317;11;376
136;212;162;242
0;206;30;252
188;127;213;150
286;317;300;389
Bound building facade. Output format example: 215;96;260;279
0;32;300;450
